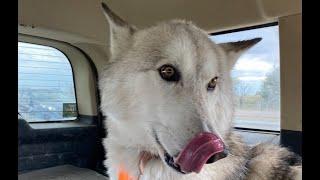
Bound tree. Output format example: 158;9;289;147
259;66;280;111
233;78;252;109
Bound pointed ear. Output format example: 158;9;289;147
101;2;137;58
218;38;262;69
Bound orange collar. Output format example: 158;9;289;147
118;165;137;180
118;151;155;180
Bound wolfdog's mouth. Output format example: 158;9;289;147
154;131;228;174
164;152;186;174
153;132;186;174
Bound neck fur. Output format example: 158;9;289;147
103;132;249;180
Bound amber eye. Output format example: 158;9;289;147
207;77;218;91
158;64;180;82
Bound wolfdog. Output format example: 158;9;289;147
98;2;302;180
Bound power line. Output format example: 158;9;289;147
19;111;77;113
19;59;68;64
18;91;69;93
18;45;59;51
19;84;70;89
19;72;72;76
18;52;66;58
19;79;73;82
19;65;71;70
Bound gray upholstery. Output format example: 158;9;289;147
18;165;108;180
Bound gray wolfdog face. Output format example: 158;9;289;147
99;3;261;174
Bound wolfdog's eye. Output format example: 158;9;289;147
207;77;218;91
158;64;180;82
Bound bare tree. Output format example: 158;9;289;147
233;78;251;108
260;66;280;111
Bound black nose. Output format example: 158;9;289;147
206;149;228;164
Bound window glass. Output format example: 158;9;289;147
18;42;77;122
210;25;280;131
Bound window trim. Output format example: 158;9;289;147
209;22;280;132
234;127;280;134
18;41;79;122
209;22;278;36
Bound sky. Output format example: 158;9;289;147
18;42;74;89
210;26;279;81
210;25;279;94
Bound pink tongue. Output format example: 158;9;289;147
175;132;225;173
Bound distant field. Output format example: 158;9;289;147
235;110;280;122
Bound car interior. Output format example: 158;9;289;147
18;0;301;179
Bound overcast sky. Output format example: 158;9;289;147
18;42;74;89
210;25;279;82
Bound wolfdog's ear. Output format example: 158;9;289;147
218;38;262;69
101;2;137;58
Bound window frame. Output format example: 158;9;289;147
18;41;79;123
209;22;278;36
210;22;280;133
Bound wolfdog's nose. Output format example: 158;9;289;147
205;148;228;164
